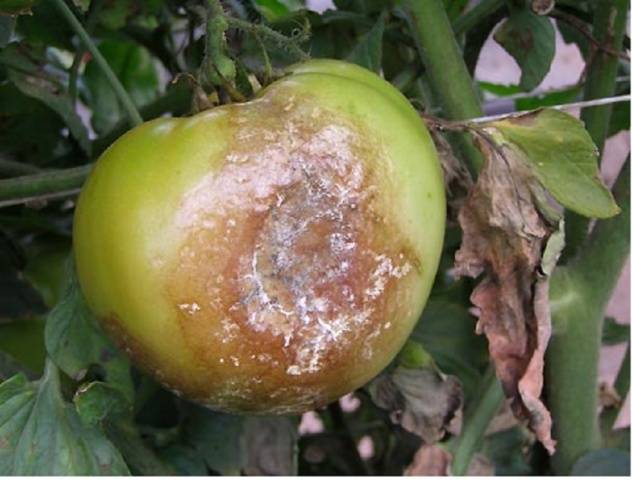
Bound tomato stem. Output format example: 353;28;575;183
51;0;143;128
547;158;630;473
402;0;485;174
450;366;504;475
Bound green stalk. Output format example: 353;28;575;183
402;0;485;173
451;367;504;475
452;0;504;36
0;165;92;204
564;0;628;258
51;0;142;127
547;158;630;474
0;158;42;177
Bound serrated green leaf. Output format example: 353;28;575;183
570;448;630;476
489;109;620;218
44;263;133;399
494;9;555;91
0;364;129;475
346;12;385;73
84;39;159;135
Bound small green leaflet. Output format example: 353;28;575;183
494;9;555;92
485;109;620;219
0;363;129;475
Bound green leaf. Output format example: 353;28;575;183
0;43;91;155
443;0;468;21
0;83;65;166
488;109;620;218
44;263;133;399
0;319;46;375
104;421;176;475
410;296;487;399
97;0;135;30
0;351;35;381
494;9;555;91
84;39;159;135
478;81;522;97
74;382;132;427
74;381;175;476
159;445;208;476
16;1;74;51
570;448;631;476
346;12;385;73
0;364;129;475
253;0;305;22
481;427;533;475
184;406;298;475
602;317;630;345
0;233;46;320
514;85;581;111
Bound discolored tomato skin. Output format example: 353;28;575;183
73;60;445;414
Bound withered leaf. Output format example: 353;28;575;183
453;136;560;454
404;444;452;476
369;366;463;444
430;129;473;222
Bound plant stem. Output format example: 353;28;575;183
225;17;310;61
0;165;92;205
451;367;504;475
565;0;628;258
402;0;485;173
68;0;104;104
51;0;142;127
452;0;504;36
0;158;42;177
547;158;630;474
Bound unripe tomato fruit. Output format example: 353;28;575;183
74;60;445;414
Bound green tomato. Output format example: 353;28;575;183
74;59;445;414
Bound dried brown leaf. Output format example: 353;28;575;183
430;130;473;222
453;138;559;454
369;367;463;444
404;444;452;476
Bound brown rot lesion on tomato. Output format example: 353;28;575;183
155;93;423;412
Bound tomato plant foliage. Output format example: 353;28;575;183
0;0;629;476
